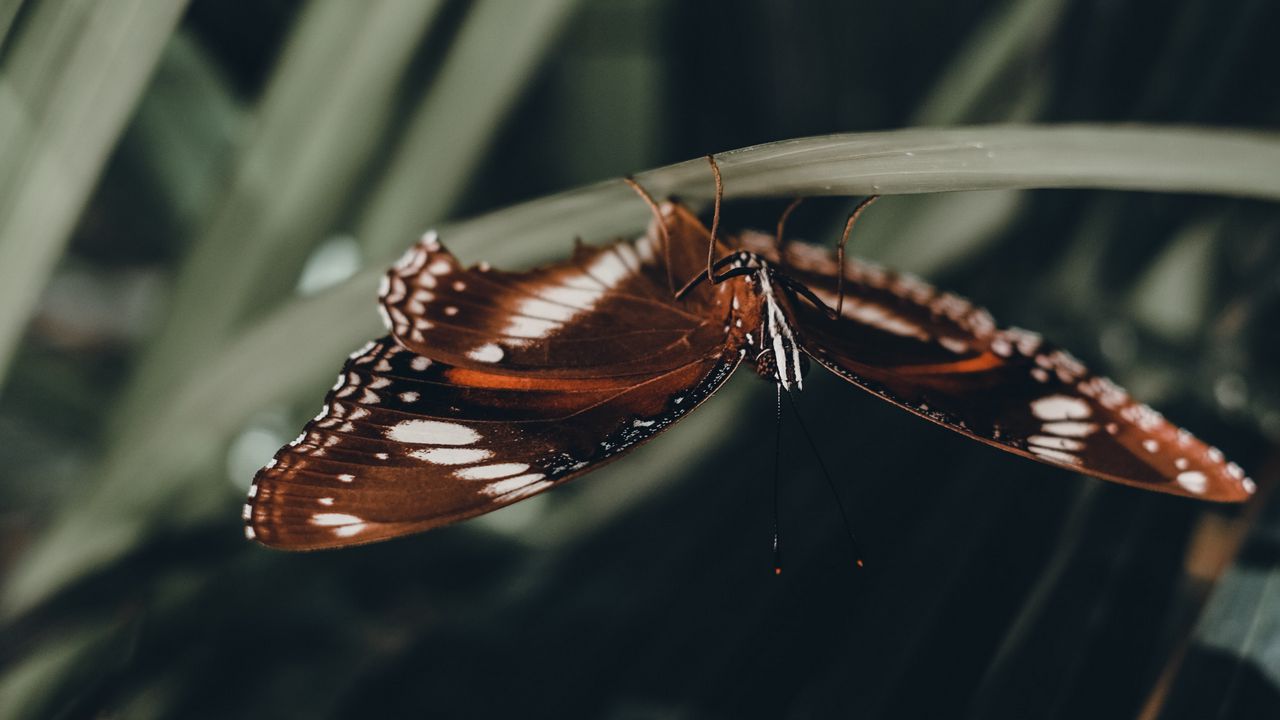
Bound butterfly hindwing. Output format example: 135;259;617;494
741;234;1254;502
246;336;740;549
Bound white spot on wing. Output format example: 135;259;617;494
481;473;549;497
588;252;630;287
467;343;504;363
1031;395;1091;421
1029;446;1082;465
635;238;656;263
410;448;493;465
503;315;559;339
244;526;256;540
811;288;929;341
615;244;641;272
1176;471;1207;494
386;420;480;445
564;273;604;290
517;298;577;322
542;285;603;309
1029;435;1084;451
310;513;363;526
455;463;530;480
1143;439;1159;453
1042;421;1097;437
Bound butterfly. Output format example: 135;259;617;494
245;170;1255;550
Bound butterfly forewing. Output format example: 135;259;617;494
742;234;1254;502
378;203;731;376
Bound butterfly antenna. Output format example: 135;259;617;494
774;197;804;255
783;389;866;570
623;175;676;295
773;382;784;576
835;195;879;317
705;154;723;284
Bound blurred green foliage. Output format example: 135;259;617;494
1;0;1279;718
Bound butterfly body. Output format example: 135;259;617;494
245;201;1253;551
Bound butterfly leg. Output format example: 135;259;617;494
622;175;675;294
675;254;758;299
834;195;880;317
774;197;804;255
775;273;839;320
705;154;724;285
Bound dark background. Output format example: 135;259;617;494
2;0;1279;718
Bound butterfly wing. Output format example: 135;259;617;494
378;202;732;376
246;336;739;549
248;205;741;549
742;234;1254;502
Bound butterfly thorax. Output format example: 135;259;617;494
715;252;809;392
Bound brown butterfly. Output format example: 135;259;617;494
245;167;1254;550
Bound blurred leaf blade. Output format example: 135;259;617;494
860;0;1066;272
5;2;1280;716
111;0;447;436
0;0;24;52
0;0;187;385
0;621;121;720
1;0;586;618
357;0;583;260
910;0;1070;126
